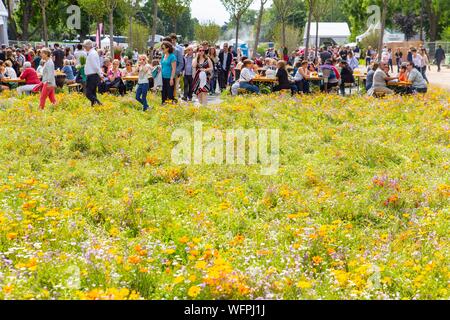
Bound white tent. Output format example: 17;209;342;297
0;1;8;46
303;22;351;46
100;36;117;50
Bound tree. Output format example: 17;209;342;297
311;0;331;58
150;0;158;52
221;0;254;53
37;0;49;46
377;0;387;59
159;0;191;34
304;0;313;59
393;13;417;41
194;21;221;45
273;0;290;49
252;0;269;58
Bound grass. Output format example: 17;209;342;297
0;88;449;300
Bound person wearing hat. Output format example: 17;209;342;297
83;40;102;106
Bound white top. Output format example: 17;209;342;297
239;67;256;83
74;49;87;64
85;48;102;76
5;67;17;79
138;64;151;84
412;54;423;68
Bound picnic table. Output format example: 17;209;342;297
252;76;278;84
1;78;26;84
122;75;139;82
354;73;367;92
387;81;412;87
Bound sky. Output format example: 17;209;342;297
191;0;272;26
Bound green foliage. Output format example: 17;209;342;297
359;29;381;51
194;21;221;46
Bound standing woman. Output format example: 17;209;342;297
39;48;57;110
208;47;219;95
395;48;403;73
192;47;213;105
135;55;152;111
420;48;430;84
160;41;177;104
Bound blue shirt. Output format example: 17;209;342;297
174;44;185;75
62;65;75;80
161;53;177;79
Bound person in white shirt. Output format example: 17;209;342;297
347;51;359;71
4;60;17;79
238;59;259;94
411;48;423;70
74;44;87;66
83;40;102;106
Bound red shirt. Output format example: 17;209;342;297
20;68;41;85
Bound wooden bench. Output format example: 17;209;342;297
68;83;82;93
237;88;251;95
373;91;386;98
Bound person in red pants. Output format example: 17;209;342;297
39;48;57;110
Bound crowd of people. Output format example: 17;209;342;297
0;36;447;110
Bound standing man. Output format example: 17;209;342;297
435;45;446;72
170;33;184;100
182;46;194;101
218;43;232;92
83;40;102;106
52;43;65;70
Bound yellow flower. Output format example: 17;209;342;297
188;285;201;298
312;256;323;265
296;280;313;289
174;276;184;284
6;232;18;240
195;261;207;270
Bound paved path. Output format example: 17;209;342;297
427;65;450;91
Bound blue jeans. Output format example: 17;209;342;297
239;82;260;94
136;82;150;111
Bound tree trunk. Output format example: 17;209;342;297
42;5;48;46
173;16;177;35
109;11;114;58
419;0;424;41
305;0;313;60
235;17;240;55
252;0;265;58
282;20;286;49
129;16;133;50
6;0;18;40
377;0;387;60
425;1;439;42
315;17;319;58
150;0;158;57
21;0;33;41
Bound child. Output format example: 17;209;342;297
39;48;57;110
135;55;152;111
398;65;408;82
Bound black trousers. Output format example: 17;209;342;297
162;78;175;103
437;59;442;71
86;74;101;106
218;69;229;90
183;75;193;100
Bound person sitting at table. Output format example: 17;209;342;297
398;65;408;82
234;56;247;83
293;60;310;94
123;61;137;92
319;59;340;92
367;62;397;96
406;62;427;94
4;60;18;79
347;51;359;71
365;62;378;91
17;62;41;95
106;59;126;96
0;62;10;92
62;59;76;84
238;59;260;94
339;60;355;96
273;60;297;95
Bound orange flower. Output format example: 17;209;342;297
312;256;323;265
127;255;141;265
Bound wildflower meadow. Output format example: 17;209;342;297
0;88;449;300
